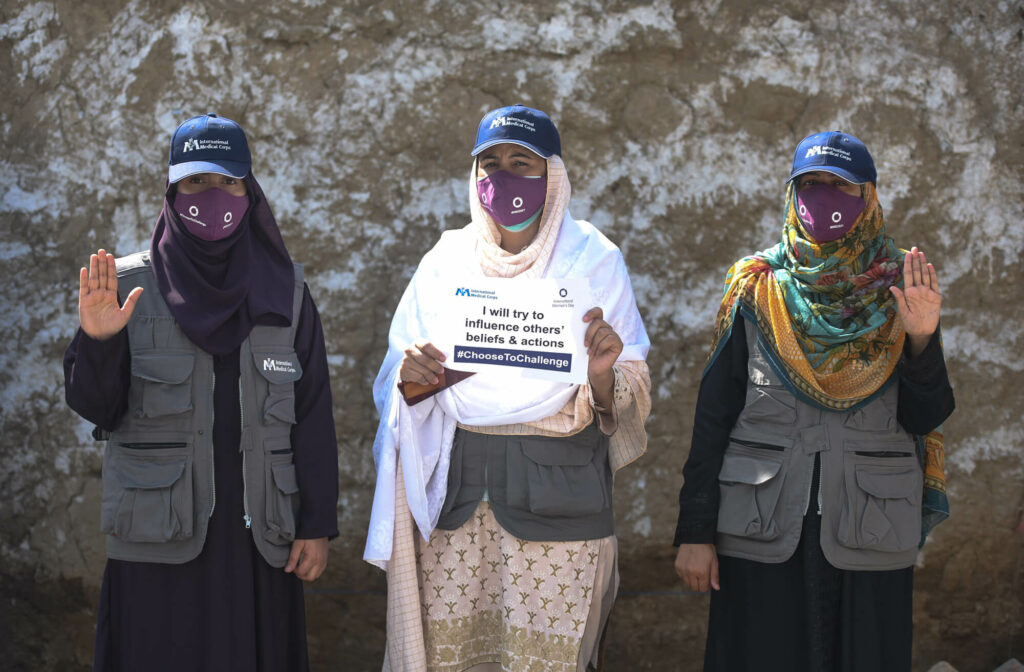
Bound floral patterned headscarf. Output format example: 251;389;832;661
708;181;905;410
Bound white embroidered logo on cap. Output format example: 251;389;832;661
804;145;853;161
488;116;536;133
183;139;199;152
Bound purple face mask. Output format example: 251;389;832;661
476;170;547;231
173;188;249;241
795;183;866;242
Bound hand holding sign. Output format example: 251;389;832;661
583;307;623;413
399;340;446;386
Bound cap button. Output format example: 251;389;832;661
208;113;218;117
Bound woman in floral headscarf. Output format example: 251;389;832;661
366;104;651;671
673;131;954;671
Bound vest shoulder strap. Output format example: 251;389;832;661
116;250;151;277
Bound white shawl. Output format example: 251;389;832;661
364;208;650;569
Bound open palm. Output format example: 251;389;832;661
78;249;143;340
890;246;941;341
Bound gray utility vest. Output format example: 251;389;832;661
101;251;304;567
436;422;614;542
716;320;924;571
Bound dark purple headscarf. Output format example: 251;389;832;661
149;174;294;355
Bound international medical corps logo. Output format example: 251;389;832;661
181;138;232;153
489;115;536;133
263;358;297;373
804;145;852;162
454;286;497;299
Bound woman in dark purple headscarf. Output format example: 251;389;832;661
64;114;339;672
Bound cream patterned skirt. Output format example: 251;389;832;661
415;501;618;672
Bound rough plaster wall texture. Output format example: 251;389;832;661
1;0;1022;670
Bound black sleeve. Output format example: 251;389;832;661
63;328;131;431
673;316;750;546
290;284;340;540
897;329;955;435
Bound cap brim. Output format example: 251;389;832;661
169;159;250;183
787;165;868;185
471;139;553;159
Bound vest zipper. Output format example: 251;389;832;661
240;378;252;530
816;456;823;515
209;370;216;517
803;451;819;517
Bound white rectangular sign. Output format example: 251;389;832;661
424;277;593;384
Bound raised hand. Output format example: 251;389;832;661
890;246;941;356
78;249;143;341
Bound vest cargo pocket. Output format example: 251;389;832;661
130;352;195;418
264;461;300;545
251;350;303;425
837;453;922;553
717;444;785;540
101;445;194;543
516;434;610;517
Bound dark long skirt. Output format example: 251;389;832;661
91;351;309;672
704;512;914;672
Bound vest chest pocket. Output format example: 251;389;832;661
101;440;194;543
510;433;610;517
842;387;898;433
252;350;303;425
741;386;797;427
837;449;922;553
130;353;195;418
717;442;786;540
263;439;300;546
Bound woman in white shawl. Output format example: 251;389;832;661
366;104;651;672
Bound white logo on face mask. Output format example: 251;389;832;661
189;205;200;217
224;211;233;224
799;204;808;218
832;211;842;223
512;197;523;208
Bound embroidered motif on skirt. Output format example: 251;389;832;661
416;502;600;671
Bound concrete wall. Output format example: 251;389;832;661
1;1;1022;669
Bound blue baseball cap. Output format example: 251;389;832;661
789;131;876;185
471;104;561;159
168;114;251;183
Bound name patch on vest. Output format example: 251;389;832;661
263;358;297;373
